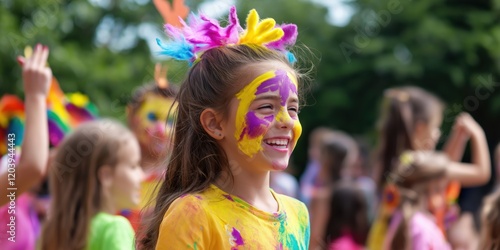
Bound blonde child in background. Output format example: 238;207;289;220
139;6;310;249
383;151;452;249
41;120;144;250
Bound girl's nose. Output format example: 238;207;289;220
276;107;294;129
153;122;166;136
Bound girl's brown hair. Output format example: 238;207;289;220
139;44;303;249
324;181;368;247
388;152;447;250
320;131;357;182
41;119;134;250
479;191;500;249
376;86;444;189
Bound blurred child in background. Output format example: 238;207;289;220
300;127;335;205
41;120;144;250
478;188;500;249
123;63;178;230
324;181;368;250
0;44;51;250
383;151;451;250
369;86;491;249
309;131;359;249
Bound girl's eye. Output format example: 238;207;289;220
147;112;157;121
258;104;273;110
288;107;300;114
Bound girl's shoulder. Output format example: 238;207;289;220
91;213;134;235
273;191;308;215
89;213;135;250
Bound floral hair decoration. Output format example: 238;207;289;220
156;6;298;64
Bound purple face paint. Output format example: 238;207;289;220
240;112;274;140
255;70;298;106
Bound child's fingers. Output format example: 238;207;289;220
37;46;50;69
27;44;42;69
16;56;25;66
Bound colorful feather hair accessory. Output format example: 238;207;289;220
156;6;298;64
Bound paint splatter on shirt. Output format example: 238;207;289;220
156;184;310;250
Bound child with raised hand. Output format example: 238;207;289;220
41;120;145;250
368;86;491;249
140;6;309;250
0;44;51;250
0;44;51;206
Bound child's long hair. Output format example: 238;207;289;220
388;152;447;250
324;181;368;246
140;44;303;249
41;119;135;250
320;132;357;182
376;86;444;188
479;191;500;249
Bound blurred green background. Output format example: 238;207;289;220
1;0;500;174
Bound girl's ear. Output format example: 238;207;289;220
200;108;224;140
97;165;114;188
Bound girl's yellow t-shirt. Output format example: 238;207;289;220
156;184;310;250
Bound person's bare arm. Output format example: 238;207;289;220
446;113;491;187
0;44;52;206
443;113;470;162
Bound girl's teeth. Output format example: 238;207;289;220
265;139;288;146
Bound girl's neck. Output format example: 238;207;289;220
100;195;117;215
216;168;278;213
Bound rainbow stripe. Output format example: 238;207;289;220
0;78;98;156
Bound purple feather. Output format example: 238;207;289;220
267;24;298;51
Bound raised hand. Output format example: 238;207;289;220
454;112;483;138
17;44;52;98
153;0;189;27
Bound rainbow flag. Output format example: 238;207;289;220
0;78;98;156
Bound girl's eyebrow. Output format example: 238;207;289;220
254;94;299;103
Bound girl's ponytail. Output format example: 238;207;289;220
390;188;418;250
378;90;415;188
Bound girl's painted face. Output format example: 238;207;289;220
131;93;177;155
230;68;302;171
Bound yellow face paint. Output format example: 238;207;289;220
234;69;301;157
133;93;177;148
